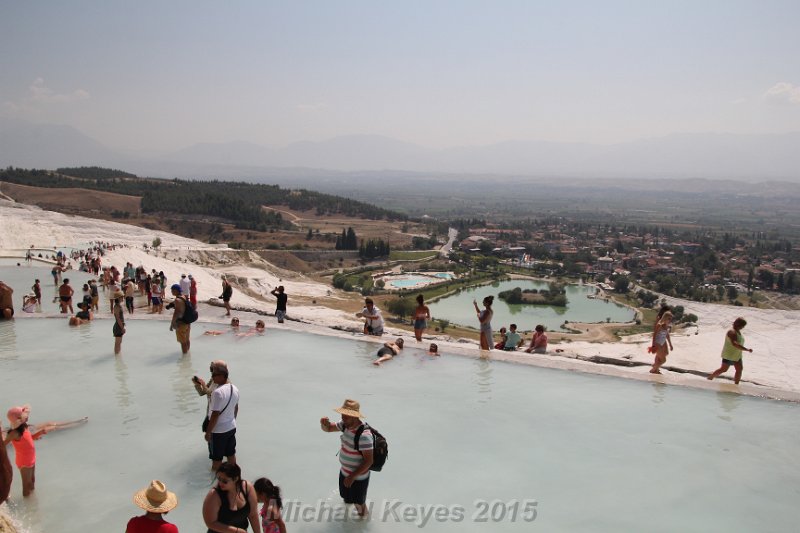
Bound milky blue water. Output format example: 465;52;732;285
1;317;798;532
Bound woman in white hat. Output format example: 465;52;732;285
127;480;179;532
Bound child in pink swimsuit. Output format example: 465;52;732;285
254;477;286;533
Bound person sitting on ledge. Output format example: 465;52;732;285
494;327;507;350
502;324;523;351
525;325;548;354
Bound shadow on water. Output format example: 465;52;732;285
472;355;494;403
651;382;668;404
114;355;132;420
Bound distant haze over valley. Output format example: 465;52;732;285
1;118;799;183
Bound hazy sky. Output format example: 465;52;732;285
2;0;799;152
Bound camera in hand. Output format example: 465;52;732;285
166;302;175;310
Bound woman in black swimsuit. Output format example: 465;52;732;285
111;290;125;355
203;462;261;533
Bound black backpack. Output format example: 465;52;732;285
354;424;388;472
180;297;199;324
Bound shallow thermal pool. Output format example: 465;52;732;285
1;318;799;532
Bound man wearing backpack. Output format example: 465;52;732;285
169;284;191;354
320;399;374;517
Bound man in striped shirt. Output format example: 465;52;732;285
320;399;374;517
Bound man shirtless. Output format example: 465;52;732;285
0;281;13;319
58;278;75;314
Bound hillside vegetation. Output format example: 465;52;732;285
1;166;409;231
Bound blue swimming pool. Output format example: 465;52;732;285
1;317;798;532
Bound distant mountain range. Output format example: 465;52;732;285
1;117;799;182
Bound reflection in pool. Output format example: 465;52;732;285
429;279;635;331
1;318;798;532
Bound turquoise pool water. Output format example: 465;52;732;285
429;279;635;331
0;264;96;314
1;318;798;532
385;277;432;288
384;273;452;289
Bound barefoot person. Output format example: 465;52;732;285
412;294;431;342
58;278;74;314
254;477;286;533
320;399;374;518
474;296;494;351
372;338;404;365
127;480;179;533
112;290;126;355
270;286;287;324
707;317;753;385
3;405;49;497
649;311;674;374
169;284;191;354
525;325;548;354
0;281;14;319
204;365;239;471
220;277;233;317
203;462;261;533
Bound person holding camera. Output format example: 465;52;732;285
193;360;228;437
356;298;384;336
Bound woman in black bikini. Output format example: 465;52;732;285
203;462;261;533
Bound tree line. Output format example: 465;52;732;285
1;167;409;229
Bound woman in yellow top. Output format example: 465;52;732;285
707;317;753;385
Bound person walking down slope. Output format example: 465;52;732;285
649;311;674;374
707;317;753;385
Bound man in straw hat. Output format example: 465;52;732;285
320;399;374;517
127;480;179;532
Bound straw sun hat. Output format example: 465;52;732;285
334;399;364;419
133;480;178;513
